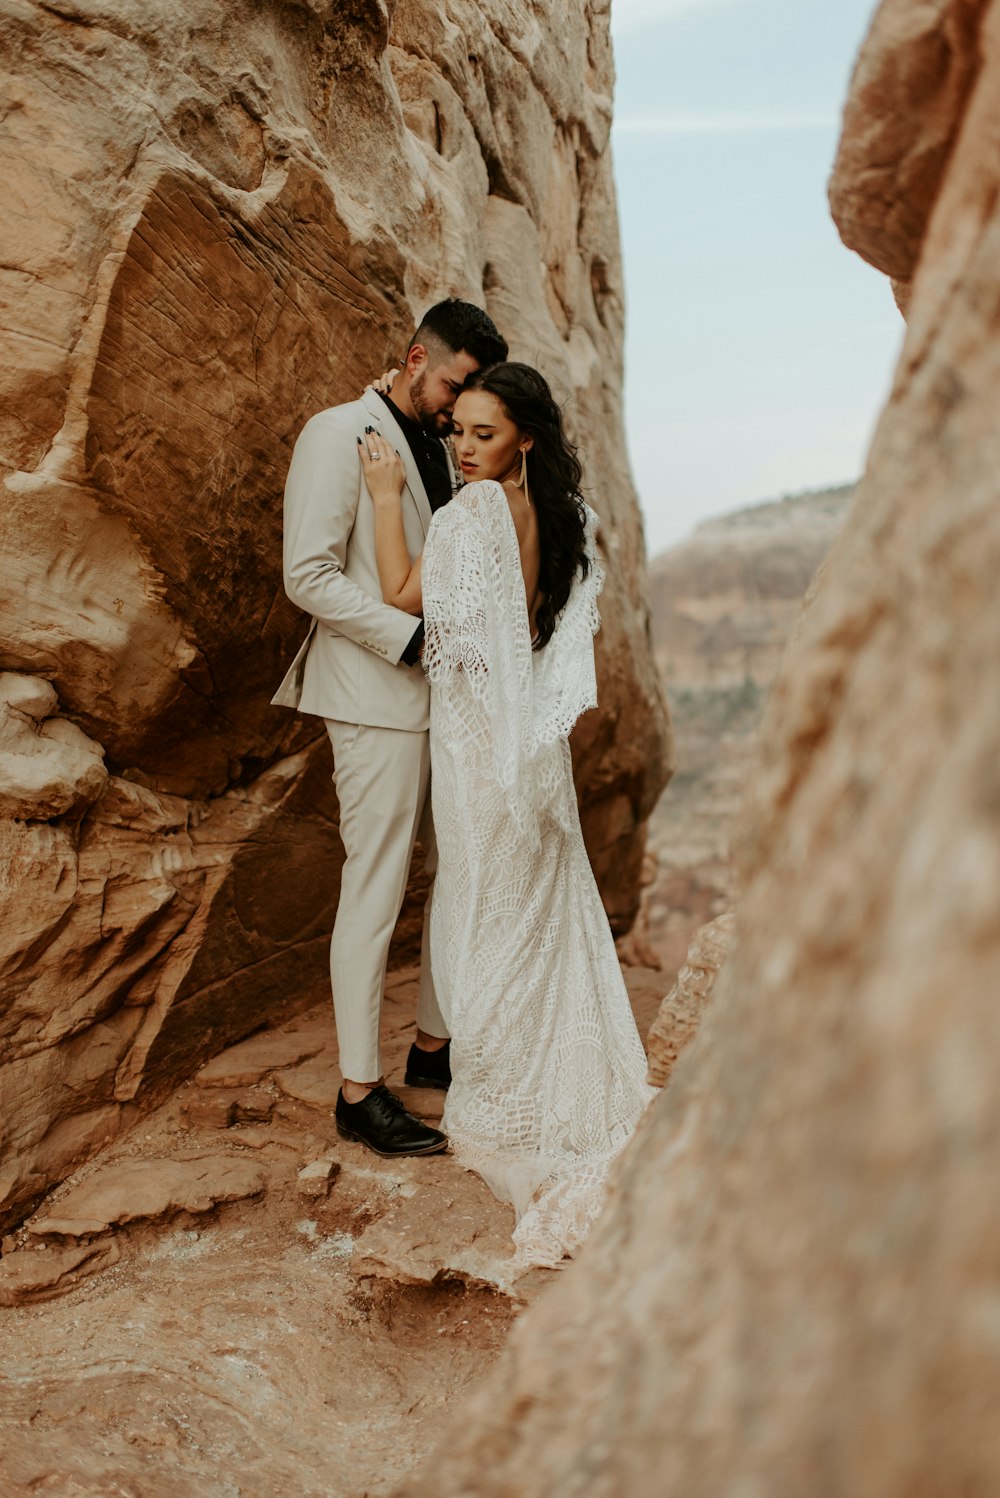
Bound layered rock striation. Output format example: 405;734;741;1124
0;0;670;1229
393;1;1000;1491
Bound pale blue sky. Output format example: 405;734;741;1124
609;0;902;553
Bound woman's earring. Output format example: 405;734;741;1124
519;448;529;491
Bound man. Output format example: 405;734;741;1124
272;299;508;1156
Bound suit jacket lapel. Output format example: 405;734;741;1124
360;388;433;538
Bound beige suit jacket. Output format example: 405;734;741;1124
272;389;434;729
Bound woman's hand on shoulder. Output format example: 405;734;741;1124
359;428;406;505
361;368;399;397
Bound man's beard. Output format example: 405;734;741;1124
411;371;453;436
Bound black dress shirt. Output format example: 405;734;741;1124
377;392;453;665
377;391;453;512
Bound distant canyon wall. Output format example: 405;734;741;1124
0;0;670;1230
396;0;1000;1491
648;488;854;694
645;487;852;978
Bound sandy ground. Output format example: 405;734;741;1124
0;965;664;1497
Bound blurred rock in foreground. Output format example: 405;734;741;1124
393;0;1000;1491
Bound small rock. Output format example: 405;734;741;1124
0;1238;120;1306
181;1093;237;1130
296;1158;340;1200
232;1090;275;1124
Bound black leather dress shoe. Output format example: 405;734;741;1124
335;1085;447;1157
404;1039;451;1090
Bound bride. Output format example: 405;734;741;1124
359;361;654;1272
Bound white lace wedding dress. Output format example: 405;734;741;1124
421;479;655;1274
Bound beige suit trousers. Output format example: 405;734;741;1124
326;719;447;1082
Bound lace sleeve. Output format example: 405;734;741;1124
421;503;493;692
422;485;532;819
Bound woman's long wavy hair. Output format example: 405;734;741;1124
466;362;589;651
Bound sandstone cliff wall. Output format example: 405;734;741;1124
0;0;670;1230
394;2;1000;1491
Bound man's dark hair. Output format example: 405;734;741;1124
410;298;508;368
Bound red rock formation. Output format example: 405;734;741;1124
390;3;1000;1491
0;0;670;1230
829;0;987;287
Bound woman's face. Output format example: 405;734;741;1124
451;389;529;483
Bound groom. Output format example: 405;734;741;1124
273;299;508;1156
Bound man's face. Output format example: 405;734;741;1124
410;347;481;435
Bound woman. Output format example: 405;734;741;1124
359;363;654;1273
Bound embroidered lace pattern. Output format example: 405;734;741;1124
422;480;655;1275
